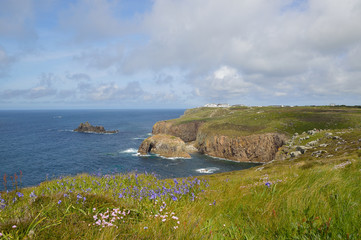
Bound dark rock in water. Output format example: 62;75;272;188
74;121;118;134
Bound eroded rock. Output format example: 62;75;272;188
74;122;118;134
138;134;191;158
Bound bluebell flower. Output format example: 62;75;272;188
16;192;24;198
265;182;271;188
30;191;37;198
58;200;62;204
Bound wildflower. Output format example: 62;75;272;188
16;192;24;198
58;200;62;204
173;226;178;229
162;219;166;222
265;182;271;188
171;195;177;201
12;225;17;228
30;191;37;198
144;227;148;230
0;233;3;237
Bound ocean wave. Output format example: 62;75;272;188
133;137;146;140
159;155;191;160
120;148;138;154
195;167;220;174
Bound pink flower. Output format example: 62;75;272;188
12;225;17;228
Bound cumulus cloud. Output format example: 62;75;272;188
89;81;144;101
194;66;254;99
118;0;361;103
0;73;57;100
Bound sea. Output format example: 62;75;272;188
0;109;260;191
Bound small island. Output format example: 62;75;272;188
74;121;118;134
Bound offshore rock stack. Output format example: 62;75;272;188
74;122;118;134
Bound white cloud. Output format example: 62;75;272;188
120;0;361;104
58;0;132;42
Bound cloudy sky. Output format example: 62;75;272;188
0;0;360;109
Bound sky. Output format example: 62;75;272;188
0;0;361;109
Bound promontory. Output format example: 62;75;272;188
138;105;361;161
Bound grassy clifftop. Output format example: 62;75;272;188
171;106;361;137
1;106;361;239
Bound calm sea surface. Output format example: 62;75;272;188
0;109;260;190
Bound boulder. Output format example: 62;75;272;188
74;122;118;134
138;134;191;158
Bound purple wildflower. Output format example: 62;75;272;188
58;200;62;204
16;192;24;198
265;182;271;188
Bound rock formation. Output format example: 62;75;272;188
138;117;287;162
195;133;286;162
74;122;118;134
138;134;191;158
152;121;204;142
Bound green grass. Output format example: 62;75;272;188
1;107;361;239
172;106;361;137
1;141;360;239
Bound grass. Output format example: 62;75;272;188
172;106;361;137
1;107;361;239
1;138;360;239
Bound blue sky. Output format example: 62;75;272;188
1;0;361;109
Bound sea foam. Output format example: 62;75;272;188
120;148;138;154
195;167;220;174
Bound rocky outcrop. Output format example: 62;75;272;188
74;122;118;134
138;134;191;158
152;121;204;142
196;133;286;163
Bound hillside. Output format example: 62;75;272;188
1;106;361;239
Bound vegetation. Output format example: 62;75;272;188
1;106;361;239
175;106;361;137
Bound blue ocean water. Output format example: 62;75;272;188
0;109;260;191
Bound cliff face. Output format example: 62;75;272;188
142;118;287;162
196;133;286;162
152;121;203;142
138;134;191;159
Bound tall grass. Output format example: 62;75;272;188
1;156;360;239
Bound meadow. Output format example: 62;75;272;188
1;106;361;239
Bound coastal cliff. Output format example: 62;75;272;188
152;121;203;142
195;133;286;162
139;109;287;162
139;106;361;162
